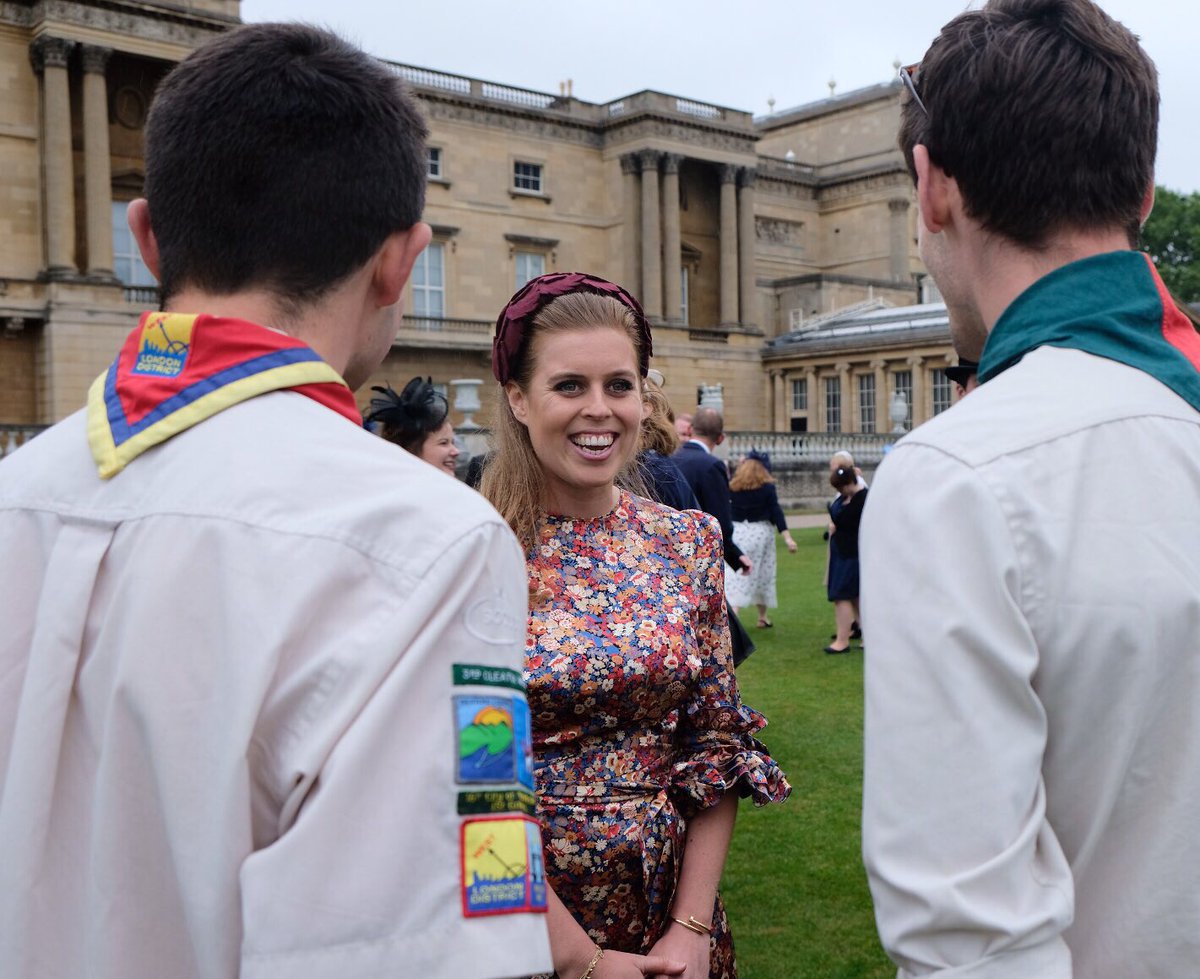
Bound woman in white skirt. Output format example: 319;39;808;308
726;451;796;627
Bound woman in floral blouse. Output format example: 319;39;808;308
481;273;790;979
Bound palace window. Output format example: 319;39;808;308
515;251;545;290
427;147;442;179
932;369;953;415
825;376;841;433
893;370;913;429
412;241;445;318
513;161;543;193
858;374;876;433
791;378;807;412
680;267;690;325
111;201;156;288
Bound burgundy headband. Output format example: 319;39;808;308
491;272;653;385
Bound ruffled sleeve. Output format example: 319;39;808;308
672;511;791;814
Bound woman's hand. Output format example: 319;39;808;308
783;533;797;553
646;921;710;978
594;948;685;978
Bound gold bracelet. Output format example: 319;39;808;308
578;945;605;979
669;914;712;935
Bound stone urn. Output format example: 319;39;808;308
450;378;483;429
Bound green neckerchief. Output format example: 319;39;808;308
978;250;1200;413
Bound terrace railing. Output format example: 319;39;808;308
399;316;492;336
725;430;901;466
0;424;47;460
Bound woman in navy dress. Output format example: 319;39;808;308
825;464;867;654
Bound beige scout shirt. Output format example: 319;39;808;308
0;391;551;978
862;347;1200;978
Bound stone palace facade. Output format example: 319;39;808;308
0;0;960;454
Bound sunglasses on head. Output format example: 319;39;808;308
899;63;927;115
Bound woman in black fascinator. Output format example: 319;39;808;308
364;376;460;475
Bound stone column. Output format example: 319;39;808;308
30;36;77;276
620;154;641;298
836;361;852;433
738;168;757;327
638;150;662;319
889;197;911;283
805;368;818;431
718;163;739;325
771;370;784;430
661;153;682;322
81;44;114;277
907;354;925;426
871;358;888;435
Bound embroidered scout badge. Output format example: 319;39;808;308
451;665;534;789
87;312;358;478
453;694;534;788
460;815;547;917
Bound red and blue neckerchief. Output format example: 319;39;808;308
87;311;360;478
979;251;1200;412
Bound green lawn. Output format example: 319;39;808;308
721;527;893;979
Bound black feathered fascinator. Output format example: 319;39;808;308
365;377;449;448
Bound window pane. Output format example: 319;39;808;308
791;378;807;411
858;374;875;433
825;376;841;433
427;243;444;287
514;161;542;192
932;369;953;414
515;251;544;290
413;243;445;318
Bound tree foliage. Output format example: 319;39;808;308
1140;186;1200;303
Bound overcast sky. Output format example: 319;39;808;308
241;0;1197;194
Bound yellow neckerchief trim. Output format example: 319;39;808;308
87;360;346;479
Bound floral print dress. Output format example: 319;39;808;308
525;491;790;978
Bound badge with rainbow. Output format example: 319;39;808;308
454;695;533;787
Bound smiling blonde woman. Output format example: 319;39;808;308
481;273;790;979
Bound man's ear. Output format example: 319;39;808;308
1138;182;1155;227
715;432;725;446
505;381;528;425
373;222;434;308
913;145;955;235
127;199;162;282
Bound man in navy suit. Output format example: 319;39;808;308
672;407;750;575
673;406;755;665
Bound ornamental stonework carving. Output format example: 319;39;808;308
114;86;148;129
602;118;756;154
756;177;816;201
819;170;911;203
39;0;231;47
756;217;805;245
422;98;602;148
80;44;112;75
29;36;74;72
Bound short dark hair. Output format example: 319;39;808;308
899;0;1158;248
144;23;428;307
